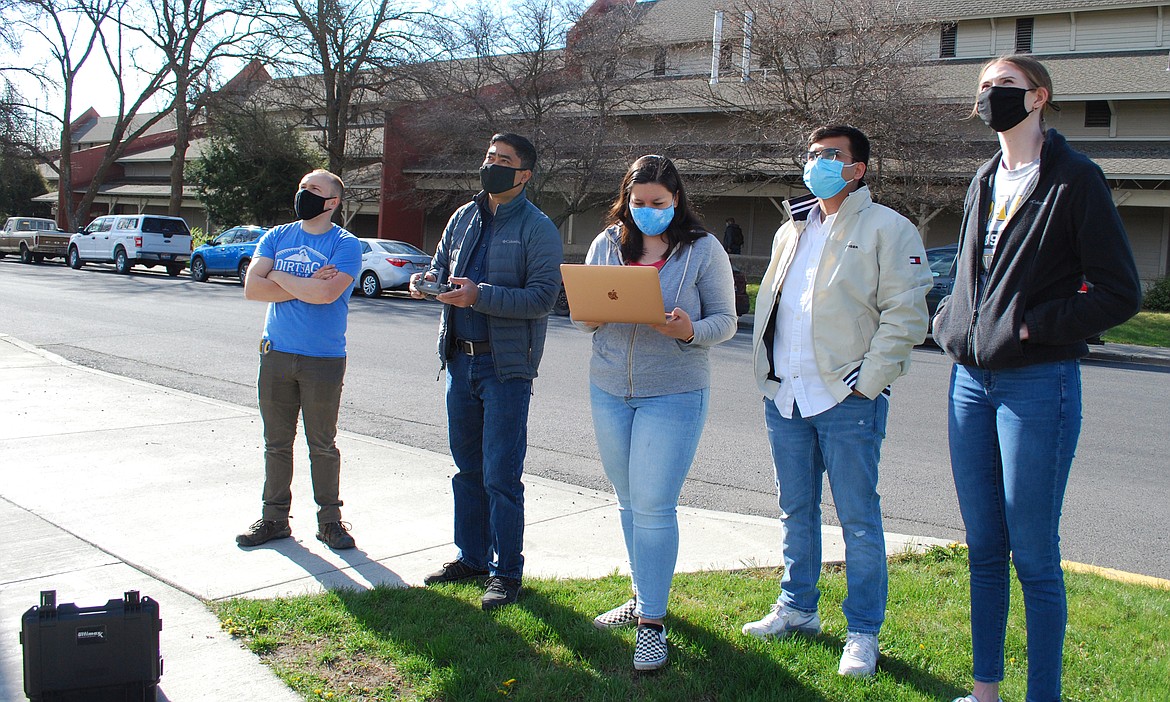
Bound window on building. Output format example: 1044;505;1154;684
720;41;735;72
1015;17;1034;53
1084;101;1112;128
653;48;667;76
817;34;838;66
939;23;957;58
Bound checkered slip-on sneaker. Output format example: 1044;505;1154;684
633;623;668;671
593;598;638;630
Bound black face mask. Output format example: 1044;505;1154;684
294;189;332;220
977;86;1035;132
480;163;522;194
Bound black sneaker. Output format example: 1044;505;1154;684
481;576;522;610
424;560;489;586
316;521;356;550
634;623;668;671
236;519;291;547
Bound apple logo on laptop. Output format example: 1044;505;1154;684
608;290;619;300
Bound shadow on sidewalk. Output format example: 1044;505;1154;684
239;540;407;592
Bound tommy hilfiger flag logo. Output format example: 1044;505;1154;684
909;256;922;264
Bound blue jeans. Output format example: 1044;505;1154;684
446;352;532;580
763;394;889;635
591;384;709;620
949;361;1081;702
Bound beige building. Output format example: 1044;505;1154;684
501;0;1169;283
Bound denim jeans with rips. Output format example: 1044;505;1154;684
763;393;889;635
590;384;709;620
445;351;532;580
949;360;1081;702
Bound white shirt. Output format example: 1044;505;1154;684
772;206;838;419
983;158;1040;272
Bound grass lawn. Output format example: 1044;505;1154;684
1102;311;1170;347
214;546;1170;702
746;283;759;315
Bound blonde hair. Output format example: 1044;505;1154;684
971;54;1057;122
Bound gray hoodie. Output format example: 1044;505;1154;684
579;225;738;397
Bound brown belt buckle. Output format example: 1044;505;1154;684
260;339;272;355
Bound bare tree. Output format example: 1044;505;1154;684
694;0;973;229
252;0;422;174
124;0;260;215
401;0;650;226
10;0;176;230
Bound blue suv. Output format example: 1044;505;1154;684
190;225;267;283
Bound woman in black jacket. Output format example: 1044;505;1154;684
934;55;1141;702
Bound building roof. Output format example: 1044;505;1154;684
628;0;1170;44
72;111;179;148
115;139;208;164
914;0;1167;20
921;52;1170;101
33;184;200;202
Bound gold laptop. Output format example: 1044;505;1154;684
560;263;667;324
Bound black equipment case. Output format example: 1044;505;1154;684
20;590;163;701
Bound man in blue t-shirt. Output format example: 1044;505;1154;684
236;169;363;551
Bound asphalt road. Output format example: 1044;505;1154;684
2;258;1167;579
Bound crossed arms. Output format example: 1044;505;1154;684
244;256;354;305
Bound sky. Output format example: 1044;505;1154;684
1;8;246;132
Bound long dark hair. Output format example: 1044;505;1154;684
604;154;706;263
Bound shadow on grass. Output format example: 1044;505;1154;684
332;581;832;702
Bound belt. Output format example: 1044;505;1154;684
454;338;491;355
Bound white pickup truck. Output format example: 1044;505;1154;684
0;217;72;263
67;214;192;275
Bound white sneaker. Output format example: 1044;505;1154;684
952;696;1004;702
838;632;879;677
741;603;821;639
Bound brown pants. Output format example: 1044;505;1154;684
257;350;346;524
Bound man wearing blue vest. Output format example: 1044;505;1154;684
411;133;563;609
237;169;363;551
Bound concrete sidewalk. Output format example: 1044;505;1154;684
0;333;949;701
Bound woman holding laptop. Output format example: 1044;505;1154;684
576;154;737;671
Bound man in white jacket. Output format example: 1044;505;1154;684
742;125;931;678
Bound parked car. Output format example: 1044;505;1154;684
355;238;432;297
190;225;267;283
68;214;192;275
0;216;72;264
925;244;958;318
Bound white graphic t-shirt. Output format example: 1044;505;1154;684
983;158;1040;273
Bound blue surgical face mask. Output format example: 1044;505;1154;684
803;158;851;200
630;205;674;236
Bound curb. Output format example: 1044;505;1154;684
1062;560;1170;590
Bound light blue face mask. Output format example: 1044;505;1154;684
803;158;851;200
630;205;675;236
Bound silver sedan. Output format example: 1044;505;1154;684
354;238;432;297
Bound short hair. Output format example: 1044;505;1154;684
489;133;538;170
972;54;1057;121
305;168;345;199
808;125;870;166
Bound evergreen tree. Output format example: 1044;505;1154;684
188;107;320;227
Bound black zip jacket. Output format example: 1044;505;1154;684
934;129;1142;369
